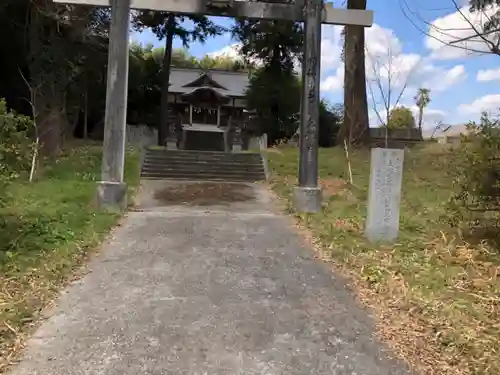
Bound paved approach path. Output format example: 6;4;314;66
9;181;412;375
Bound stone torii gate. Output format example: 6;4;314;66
54;0;373;212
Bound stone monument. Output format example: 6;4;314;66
365;148;404;242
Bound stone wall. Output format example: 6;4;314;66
126;125;158;147
369;127;421;140
369;127;422;149
248;133;268;150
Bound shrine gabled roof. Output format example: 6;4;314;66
169;68;249;98
180;86;231;104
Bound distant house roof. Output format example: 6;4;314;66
169;68;249;98
423;124;470;139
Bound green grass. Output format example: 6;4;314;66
266;144;500;375
0;142;140;371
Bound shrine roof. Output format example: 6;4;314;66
169;68;249;97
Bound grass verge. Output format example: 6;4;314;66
266;145;499;375
0;142;140;371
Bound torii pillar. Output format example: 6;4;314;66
54;0;373;212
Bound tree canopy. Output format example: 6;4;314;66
388;106;416;130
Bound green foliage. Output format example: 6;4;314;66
414;88;431;108
0;144;140;364
319;101;343;147
245;67;301;143
232;19;303;71
133;12;224;46
387;106;416;130
447;112;500;237
235;17;304;144
0;99;33;204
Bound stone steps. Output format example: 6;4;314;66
145;150;261;161
141;149;266;182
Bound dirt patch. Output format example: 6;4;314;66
319;178;347;198
153;182;255;206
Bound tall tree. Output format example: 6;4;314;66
11;1;110;155
232;19;303;71
340;0;369;146
245;67;301;143
233;18;303;141
414;88;431;136
133;12;224;146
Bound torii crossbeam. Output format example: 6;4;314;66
53;0;373;212
54;0;373;26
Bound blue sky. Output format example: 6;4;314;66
130;0;500;128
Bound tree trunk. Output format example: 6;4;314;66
158;14;175;147
339;0;369;147
29;1;68;156
418;106;423;138
83;78;88;139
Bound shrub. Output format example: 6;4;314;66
319;101;342;147
447;112;500;239
0;98;33;205
387;106;416;130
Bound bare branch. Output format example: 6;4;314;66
18;67;40;183
365;41;421;144
399;0;500;56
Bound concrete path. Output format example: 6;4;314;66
8;181;412;375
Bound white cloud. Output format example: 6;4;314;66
425;64;466;90
477;67;500;82
207;22;462;122
209;43;243;60
425;4;500;60
318;23;466;97
320;24;343;73
320;67;343;92
409;105;447;127
459;94;500;115
209;24;344;74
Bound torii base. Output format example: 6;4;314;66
293;186;322;213
97;181;128;211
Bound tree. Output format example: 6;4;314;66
366;41;416;132
233;17;303;143
387;106;416;130
414;88;431;136
128;43;163;126
11;1;111;155
197;54;252;71
340;0;369;147
401;0;500;57
319;100;342;147
232;19;303;71
133;12;224;146
245;67;301;143
171;48;199;68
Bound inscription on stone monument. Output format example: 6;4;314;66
365;148;404;242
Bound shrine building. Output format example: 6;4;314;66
167;68;250;151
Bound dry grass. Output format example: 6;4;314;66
153;182;255;206
266;144;500;375
0;144;140;372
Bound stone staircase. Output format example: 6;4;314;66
140;149;267;182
